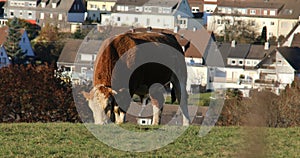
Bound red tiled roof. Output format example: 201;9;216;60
0;26;26;45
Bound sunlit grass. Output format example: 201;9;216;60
0;123;298;157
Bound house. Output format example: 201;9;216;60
207;0;300;40
101;0;196;30
256;47;300;93
3;0;38;24
86;0;117;22
0;45;9;68
0;26;35;67
57;26;130;84
4;0;86;32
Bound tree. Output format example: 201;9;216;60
260;26;267;44
32;24;64;63
18;19;40;40
4;17;26;64
72;27;85;39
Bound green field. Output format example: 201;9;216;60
0;123;299;157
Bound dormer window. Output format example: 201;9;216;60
135;7;143;12
250;10;256;15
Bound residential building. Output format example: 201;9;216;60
256;47;300;93
86;0;117;22
3;0;86;32
3;0;39;24
101;0;196;30
207;0;300;40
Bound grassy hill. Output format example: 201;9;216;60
0;123;299;157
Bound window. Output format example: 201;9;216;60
270;21;275;25
239;60;243;65
10;11;14;16
250;10;256;15
157;18;160;23
28;12;32;17
270;10;276;16
19;11;22;16
58;14;62;20
179;19;186;25
246;61;251;65
231;60;236;65
40;13;44;19
217;19;222;25
163;8;171;13
117;17;120;21
50;13;53;18
134;17;138;22
146;18;150;25
81;54;93;61
144;7;152;13
263;10;268;15
135;7;143;12
102;5;106;10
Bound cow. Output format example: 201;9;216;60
82;31;190;125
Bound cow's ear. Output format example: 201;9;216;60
81;91;92;100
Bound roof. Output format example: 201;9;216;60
218;0;284;9
246;45;276;59
115;0;149;6
58;39;82;64
144;0;179;8
277;47;300;71
177;28;214;58
222;43;251;58
0;26;7;45
75;39;103;64
35;0;75;12
291;33;300;48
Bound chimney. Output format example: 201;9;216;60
264;42;269;50
231;40;236;47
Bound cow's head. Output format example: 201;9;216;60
82;85;117;125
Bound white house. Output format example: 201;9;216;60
256;47;300;92
207;0;300;40
101;0;196;30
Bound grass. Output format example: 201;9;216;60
0;123;299;157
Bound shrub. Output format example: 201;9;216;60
0;64;92;123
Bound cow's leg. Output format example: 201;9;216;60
180;84;190;126
113;106;126;124
150;95;164;125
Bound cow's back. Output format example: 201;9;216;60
93;32;184;91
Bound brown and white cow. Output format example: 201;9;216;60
82;31;190;125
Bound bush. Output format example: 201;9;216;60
0;64;92;123
217;86;300;127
